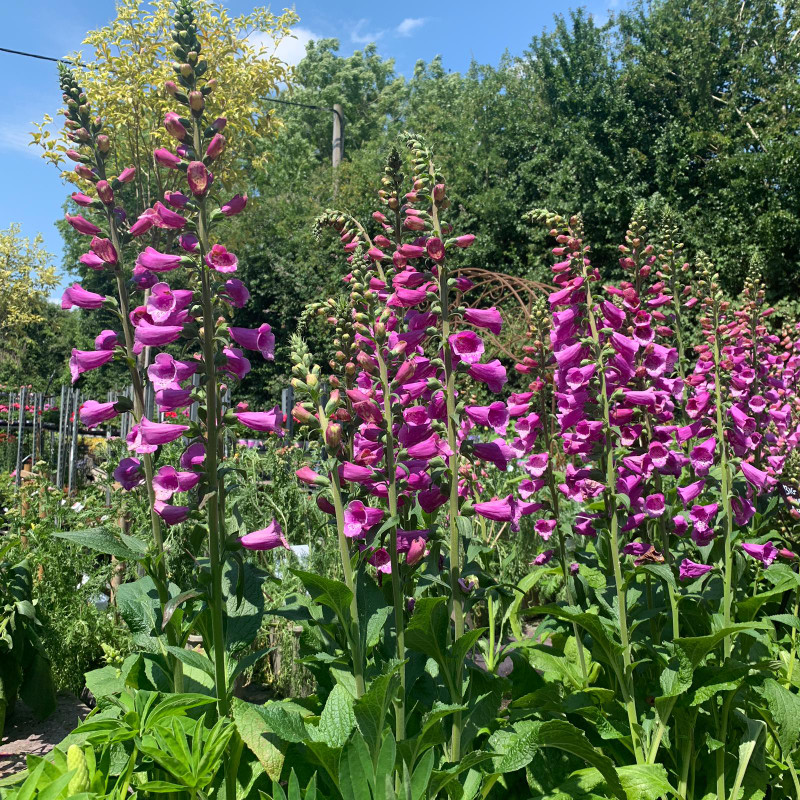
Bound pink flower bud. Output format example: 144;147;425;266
165;81;178;96
71;192;93;207
188;90;204;111
154;148;182;169
426;237;445;262
186;160;209;196
205;133;226;161
454;234;475;248
65;149;84;162
210;117;227;132
75;164;96;181
118;166;136;183
96;134;110;153
164;111;187;141
96;180;114;205
221;194;247;216
90;237;118;265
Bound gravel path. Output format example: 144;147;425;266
0;694;90;779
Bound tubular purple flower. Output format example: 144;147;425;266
156;388;194;410
343;500;384;538
534;519;557;540
180;442;206;470
147;352;198;390
136;246;183;273
134;319;184;347
146;283;193;323
71;192;93;207
240;519;290;551
740;461;770;491
296;466;327;486
65;213;101;236
465;401;509;435
80;251;106;270
138;416;190;446
186;160;210;196
679;559;713;580
154;500;190;525
152;465;200;501
731;496;755;526
220;278;250;308
154;148;182;169
405;537;427;565
153;202;187;229
340;462;375;484
741;541;779;566
229;324;275;360
235;407;283;434
222;347;251;380
449;330;484;364
69;349;114;383
468;360;508;393
90;237;118;265
690;437;716;476
95;330;118;350
164;111;187;141
118;167;136;183
205;244;238;273
677;479;705;506
472;438;516;470
61;283;106;310
79;400;119;428
644;493;666;517
532;550;554;566
205;133;226;160
221;194;247;216
114;457;143;490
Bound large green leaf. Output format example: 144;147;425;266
525;606;622;663
223;560;266;652
115;577;163;637
354;661;402;758
489;719;625;799
292;569;354;628
338;732;374;800
232;698;286;781
312;684;356;749
755;679;800;756
52;528;143;561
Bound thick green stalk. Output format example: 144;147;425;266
327;457;366;698
376;350;411;797
715;690;736;800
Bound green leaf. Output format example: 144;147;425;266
489;720;625;799
116;577;163;637
729;716;765;800
315;684;356;749
639;564;677;593
232;698;286;781
410;748;434;800
755;679;800;756
354;661;402;758
292;569;353;627
260;701;310;744
84;666;125;700
526;605;622;662
405;597;449;667
224;560;266;651
162;589;204;630
165;646;215;678
137;780;188;793
339;732;374;800
52;528;142;561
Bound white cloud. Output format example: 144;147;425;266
0;122;38;158
350;19;385;45
249;26;320;67
396;17;426;37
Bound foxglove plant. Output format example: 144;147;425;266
56;5;281;795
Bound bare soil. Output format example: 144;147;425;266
0;693;90;779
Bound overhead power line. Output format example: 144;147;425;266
0;46;73;64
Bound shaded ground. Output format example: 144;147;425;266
0;693;90;779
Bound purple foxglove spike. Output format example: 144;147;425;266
679;559;713;580
221;194;247;216
79;400;120;428
229;324;275;360
65;213;101;236
240;519;290;551
205;244;238;273
234;407;283;434
69;348;114;383
114;457;143;490
154;500;190;525
61;283;106;310
134;319;184;347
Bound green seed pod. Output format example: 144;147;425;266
67;745;90;794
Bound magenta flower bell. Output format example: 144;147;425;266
463;306;502;335
449;330;484;364
61;283;106;310
240;519;290;551
234;407;283;434
65;213;101;236
114;457;143;490
205;244;238;273
741;541;779;566
135;246;183;272
69;349;114;383
154;500;190;525
343;500;384;539
152;465;200;501
468;360;508;393
186;160;210;196
221;194;247;216
220;278;250;308
134;319;184;348
180;442;206;470
229;324;275;360
154;148;182;169
679;559;713;580
740;461;771;491
79;400;120;428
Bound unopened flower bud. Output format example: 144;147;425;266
325;422;342;451
164;111;187;141
165;80;179;96
96;180;114;205
181;64;195;79
188;91;204;112
186;160;209;196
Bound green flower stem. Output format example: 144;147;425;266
584;267;644;765
786;589;799;688
715;689;736;800
375;348;411;798
328;460;366;699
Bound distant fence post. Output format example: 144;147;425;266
282;386;295;438
68;389;80;494
15;386;27;486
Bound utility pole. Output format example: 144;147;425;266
332;103;343;197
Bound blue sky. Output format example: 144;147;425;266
0;0;621;295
